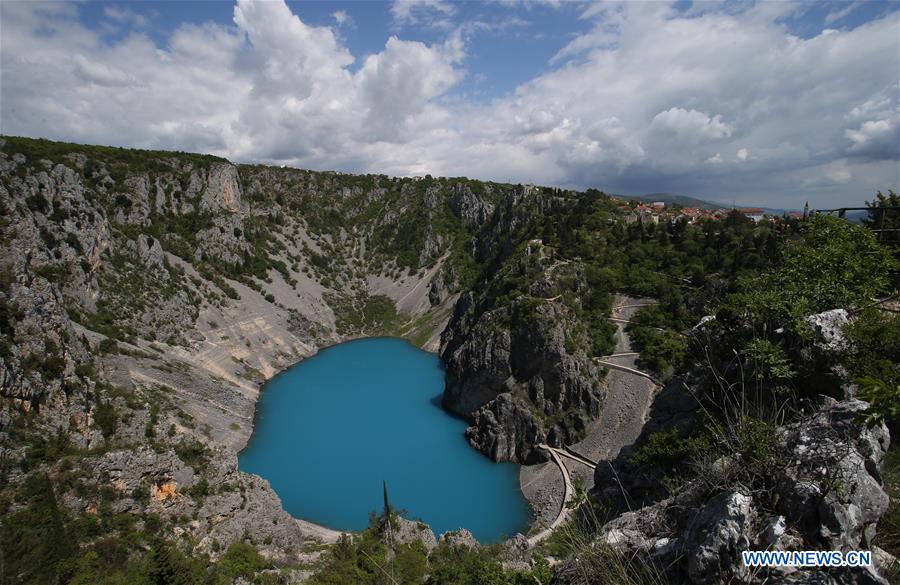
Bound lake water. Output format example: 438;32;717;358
238;337;532;542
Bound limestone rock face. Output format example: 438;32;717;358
449;183;494;228
134;234;166;272
439;528;479;549
442;297;514;417
778;399;890;552
794;308;854;399
595;399;892;585
601;503;672;553
201;163;242;213
390;516;437;553
94;447;197;493
685;491;754;585
466;394;546;463
428;270;448;306
441;293;603;463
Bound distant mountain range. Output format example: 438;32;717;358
614;192;724;210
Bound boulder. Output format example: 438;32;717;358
390;516;437;553
136;234;166;271
778;400;890;551
684;491;754;585
428;271;448;306
804;309;850;353
438;529;479;549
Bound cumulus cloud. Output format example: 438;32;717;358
357;36;462;141
1;0;898;207
846;119;898;155
824;160;853;183
651;108;734;141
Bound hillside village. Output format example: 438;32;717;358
607;196;810;225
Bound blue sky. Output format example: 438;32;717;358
2;0;898;208
76;1;594;100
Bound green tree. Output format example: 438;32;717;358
148;540;198;585
1;473;75;584
864;189;900;248
215;541;267;581
728;214;895;331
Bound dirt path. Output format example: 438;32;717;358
520;294;659;531
526;445;574;546
569;295;658;484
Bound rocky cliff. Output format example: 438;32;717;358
441;292;605;463
438;190;614;463
0;136;611;569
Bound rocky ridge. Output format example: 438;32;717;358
0;136;613;567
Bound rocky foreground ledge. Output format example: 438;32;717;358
591;398;893;584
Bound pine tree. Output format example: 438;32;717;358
382;480;395;582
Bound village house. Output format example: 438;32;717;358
739;207;766;222
677;207;703;224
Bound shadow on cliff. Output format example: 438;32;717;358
592;377;699;512
430;393;472;424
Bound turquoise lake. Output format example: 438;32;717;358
238;337;532;542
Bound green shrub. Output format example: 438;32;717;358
845;309;900;391
98;337;119;355
145;403;159;438
93;399;118;439
174;438;211;473
856;377;900;429
729;215;895;331
630;427;709;470
876;444;900;557
0;473;75;585
216;541;267;580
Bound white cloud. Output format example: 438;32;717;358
1;0;898;208
846;119;894;148
824;159;853;183
651;108;734;141
103;6;149;27
332;10;349;25
356;36;462;141
552;2;633;62
390;0;456;29
825;0;865;25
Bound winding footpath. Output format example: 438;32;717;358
525;444;602;547
522;295;660;546
526;445;575;546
